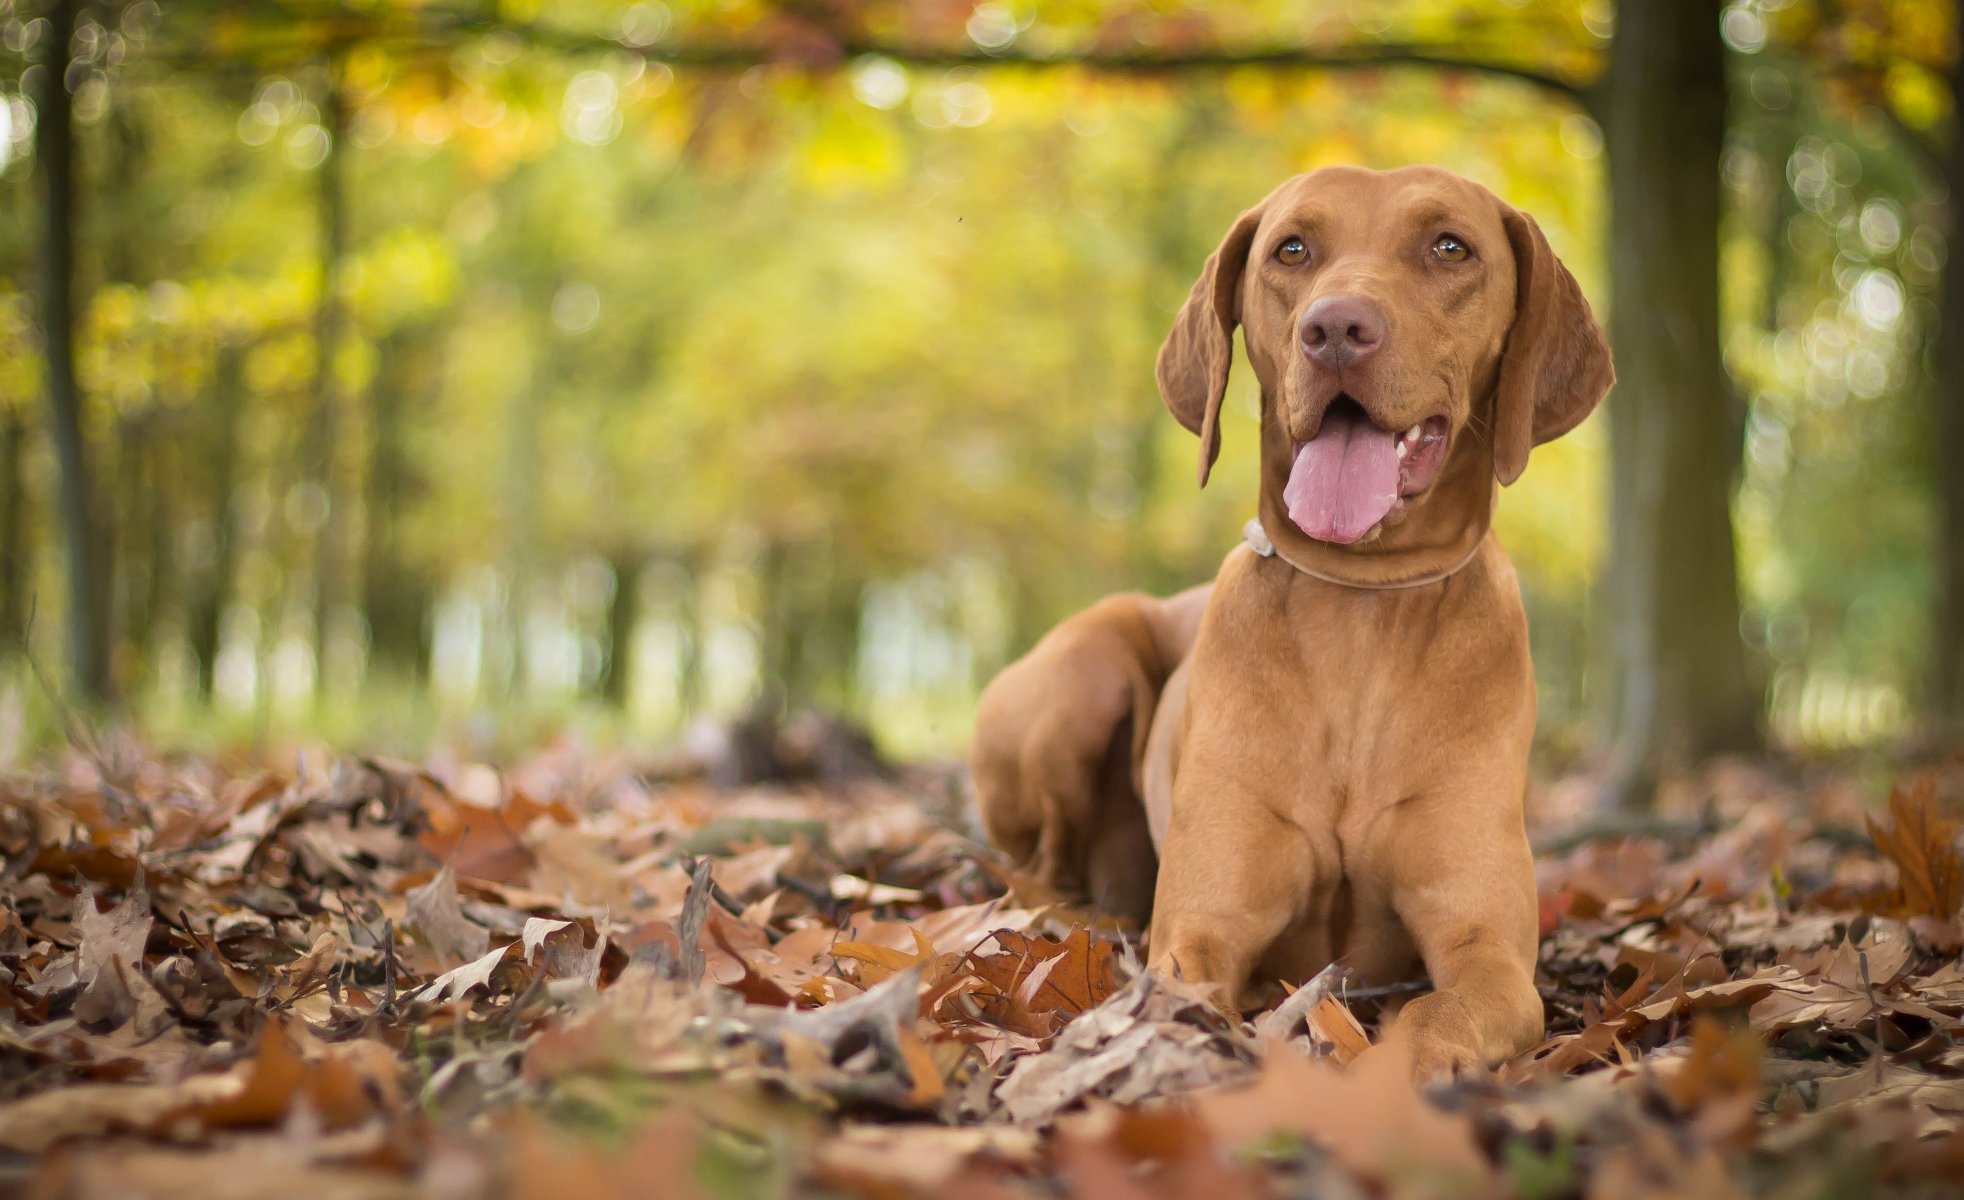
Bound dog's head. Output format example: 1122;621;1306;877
1157;165;1613;549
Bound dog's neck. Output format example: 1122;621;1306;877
1254;401;1497;589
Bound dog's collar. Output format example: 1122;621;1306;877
1241;517;1483;590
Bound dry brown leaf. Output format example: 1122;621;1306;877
964;926;1119;1038
1749;928;1920;1032
0;1074;240;1154
73;883;151;985
1813;1059;1964;1137
1053;1103;1271;1200
414;790;535;884
32;1139;423;1200
1651;1017;1763;1147
1521;968;1801;1077
1865;776;1964;922
408;941;517;1005
505;1110;706;1200
1194;1041;1496;1189
831;927;939;987
994;972;1252;1123
176;1023;330;1131
1247;965;1369;1063
813;1123;1037;1196
404;866;491;966
8;743;1964;1199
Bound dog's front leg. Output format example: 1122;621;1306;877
1377;788;1543;1076
1145;751;1317;1015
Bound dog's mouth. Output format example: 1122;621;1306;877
1284;396;1450;545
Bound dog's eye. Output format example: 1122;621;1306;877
1432;234;1471;262
1275;236;1309;266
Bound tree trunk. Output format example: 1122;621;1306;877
115;415;153;689
1599;0;1760;809
1933;15;1964;728
493;375;539;703
674;555;705;719
308;66;350;696
757;539;792;701
600;551;642;708
108;91;163;692
823;580;864;710
37;0;110;704
0;413;26;657
361;330;433;679
187;348;245;702
1132;99;1215;590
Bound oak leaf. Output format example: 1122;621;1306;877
1866;778;1964;922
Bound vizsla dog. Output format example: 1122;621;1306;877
972;165;1613;1076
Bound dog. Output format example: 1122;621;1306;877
971;165;1613;1076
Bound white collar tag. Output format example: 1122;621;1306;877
1241;517;1276;558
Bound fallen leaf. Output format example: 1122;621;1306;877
408;942;516;1005
405;866;491;965
1195;1040;1495;1188
1865;777;1963;922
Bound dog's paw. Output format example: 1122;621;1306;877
1402;1031;1485;1080
1352;1034;1481;1083
1381;992;1495;1080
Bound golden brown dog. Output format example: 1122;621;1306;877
972;165;1613;1076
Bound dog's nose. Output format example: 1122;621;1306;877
1299;295;1386;368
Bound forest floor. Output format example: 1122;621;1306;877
2;735;1963;1199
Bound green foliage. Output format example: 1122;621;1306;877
0;0;1949;756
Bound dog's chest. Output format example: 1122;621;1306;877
1206;550;1531;801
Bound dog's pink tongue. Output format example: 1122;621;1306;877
1284;406;1401;544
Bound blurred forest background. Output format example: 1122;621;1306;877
0;0;1956;806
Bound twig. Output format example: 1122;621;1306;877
1533;813;1718;857
1340;979;1434;1002
776;871;849;925
382;917;399;1013
18;598;119;802
677;853;758;923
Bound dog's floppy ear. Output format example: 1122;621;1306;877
1491;207;1615;485
1157;204;1264;488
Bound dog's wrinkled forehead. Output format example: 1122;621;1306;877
1249;166;1509;275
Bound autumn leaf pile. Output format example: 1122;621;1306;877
2;746;1963;1199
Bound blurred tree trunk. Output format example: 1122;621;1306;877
1934;23;1964;728
0;413;25;656
1599;0;1760;810
600;551;642;708
1131;101;1212;591
107;93;165;691
495;376;539;702
308;64;350;696
757;539;791;701
361;330;433;680
145;430;173;684
37;0;110;704
813;576;862;710
187;348;245;702
675;561;705;718
114;415;160;689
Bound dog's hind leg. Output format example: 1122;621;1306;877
1084;713;1159;926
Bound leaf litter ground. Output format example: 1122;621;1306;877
3;742;1963;1199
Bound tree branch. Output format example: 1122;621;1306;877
526;30;1598;106
134;8;1599;108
